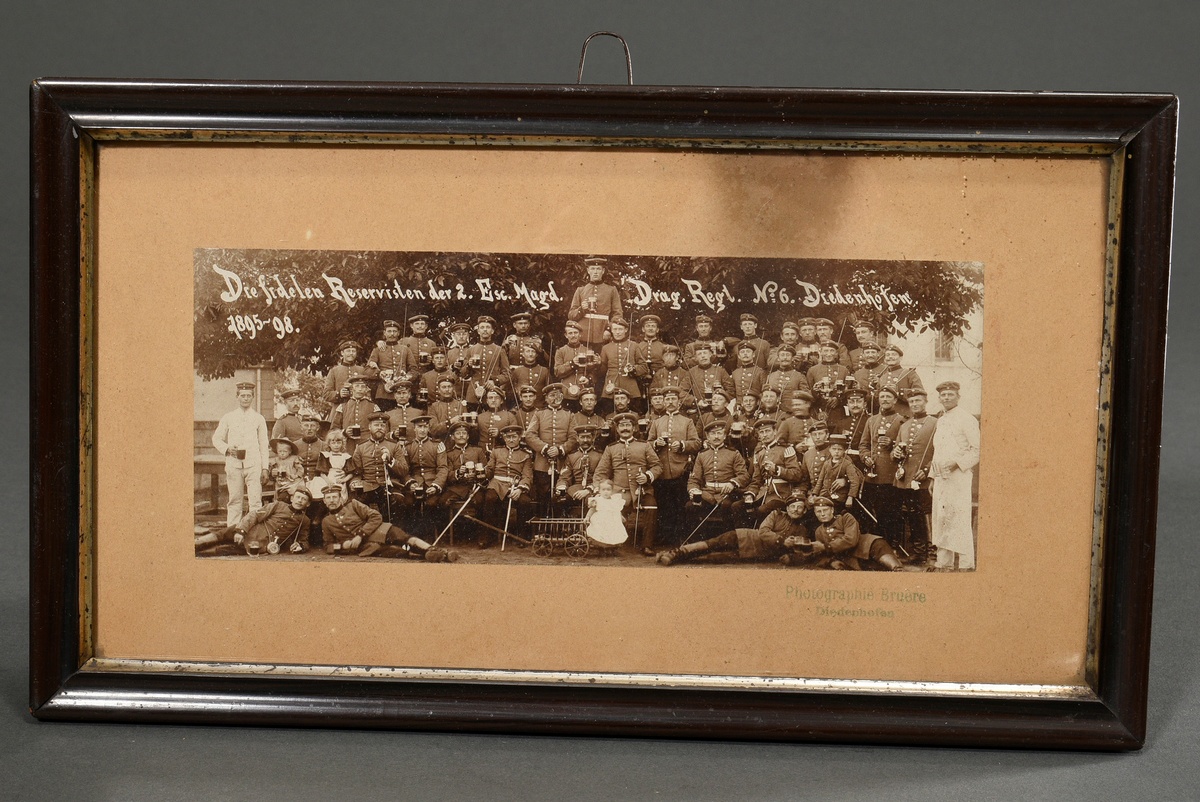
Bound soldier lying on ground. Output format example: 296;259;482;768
656;497;811;566
319;485;457;561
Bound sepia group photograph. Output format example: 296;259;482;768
193;248;983;573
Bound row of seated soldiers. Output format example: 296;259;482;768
235;372;934;561
316;311;921;419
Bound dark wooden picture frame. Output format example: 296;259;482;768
30;79;1175;749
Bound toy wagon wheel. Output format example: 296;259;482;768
564;532;589;558
531;535;554;558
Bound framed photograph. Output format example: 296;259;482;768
30;79;1175;749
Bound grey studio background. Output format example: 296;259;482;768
3;2;1197;800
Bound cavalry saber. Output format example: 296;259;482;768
681;498;722;545
501;490;515;551
431;482;483;547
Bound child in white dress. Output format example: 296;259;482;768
586;479;628;546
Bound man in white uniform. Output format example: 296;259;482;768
930;381;980;569
211;381;270;527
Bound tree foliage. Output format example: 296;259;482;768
195;249;983;379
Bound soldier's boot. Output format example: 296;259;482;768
878;553;924;572
657;541;709;566
194;533;219;552
405;536;457;563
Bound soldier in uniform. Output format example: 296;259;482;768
426;377;468;440
366;321;416;411
858;386;907;547
686;421;751;538
567;389;606;451
556;424;605;510
877;344;924;417
648;387;702;544
852;341;887;412
776;390;819;449
730;340;766;414
384;381;422;444
848;321;882;369
524;383;575;513
195;485;314;556
737;417;808;525
767;321;802;372
460;315;511;408
503;310;542;363
801;420;833;481
445;322;475;401
401;414;449;537
764;345;809;414
893;388;937;563
649;344;696;410
320;484;455;561
553;319;600;407
271;388;306;441
420;348;457;404
811;434;864;513
755;387;787;430
322;340;363;405
683;314;727;368
825;388;873;470
729;313;771;372
633;314;668;388
479;424;535;548
595;412;663;555
688;343;734;414
398;314;438;375
476;387;517;454
794;318;823;373
814;317;852;367
567;257;624;350
598;317;641;411
657;496;812;566
806;340;851;395
799;496;917;571
330;370;380;451
512;384;541;433
212;381;270;527
604;387;637;435
698;387;736;435
437;420;489;545
292;414;326;484
349;411;408;521
510;341;550;403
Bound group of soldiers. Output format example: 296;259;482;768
199;260;980;571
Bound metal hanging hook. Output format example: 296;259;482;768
576;31;634;85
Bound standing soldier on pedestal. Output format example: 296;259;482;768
567;257;623;351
